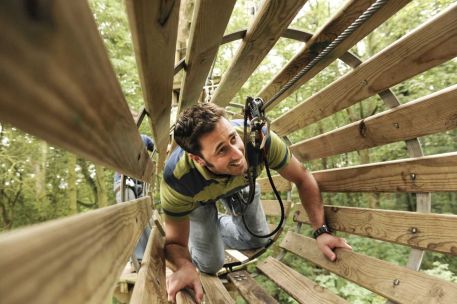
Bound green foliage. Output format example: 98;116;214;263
1;0;457;302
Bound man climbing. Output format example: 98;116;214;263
161;103;351;303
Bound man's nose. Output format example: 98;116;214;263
230;144;244;159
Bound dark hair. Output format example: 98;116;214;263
174;103;226;155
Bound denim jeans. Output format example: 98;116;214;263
188;185;270;274
115;186;151;261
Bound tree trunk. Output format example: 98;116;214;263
67;153;77;215
95;164;107;208
34;141;48;215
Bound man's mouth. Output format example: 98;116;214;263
229;160;243;167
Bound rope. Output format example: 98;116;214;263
263;0;388;110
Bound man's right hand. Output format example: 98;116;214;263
166;263;204;303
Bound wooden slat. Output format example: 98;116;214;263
294;205;457;255
281;232;457;304
261;200;291;217
258;175;292;193
178;0;236;111
176;289;197;304
258;257;348;304
272;3;457;136
130;226;167;303
125;0;180;169
312;152;457;192
0;1;153;181
0;197;152;304
211;0;308;107
227;270;278;304
291;84;457;161
200;273;235;304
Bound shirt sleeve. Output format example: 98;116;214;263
160;178;196;221
265;130;291;171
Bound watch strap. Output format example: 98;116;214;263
312;224;332;239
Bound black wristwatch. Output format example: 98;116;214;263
313;225;332;239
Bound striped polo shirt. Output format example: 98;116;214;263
160;120;291;220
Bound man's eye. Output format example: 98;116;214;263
230;136;237;144
218;147;227;155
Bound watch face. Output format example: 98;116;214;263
313;225;331;239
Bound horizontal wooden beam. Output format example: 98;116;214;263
291;84;457;161
258;257;348;304
258;175;292;193
211;0;308;107
260;0;411;111
227;270;278;304
261;200;291;217
0;1;153;181
281;232;457;304
272;3;457;136
200;273;235;304
312;152;457;192
294;205;457;256
130;225;167;303
0;197;152;304
178;0;236;111
125;0;180;169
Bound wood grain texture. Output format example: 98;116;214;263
227;270;278;304
312;152;457;192
0;0;153;181
130;226;167;303
211;0;308;107
258;175;292;193
178;0;236;111
0;197;152;304
176;289;197;304
258;257;348;304
291;84;457;161
261;199;291;217
294;204;457;255
272;3;457;136
125;0;180;169
200;273;235;304
281;232;457;304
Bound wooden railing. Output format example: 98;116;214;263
0;0;456;303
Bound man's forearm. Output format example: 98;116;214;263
296;170;325;230
165;242;194;270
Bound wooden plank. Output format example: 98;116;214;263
260;0;413;110
176;289;197;304
261;200;291;217
281;232;457;304
258;175;292;193
272;3;457;136
211;0;308;107
178;0;236;111
125;0;180;169
312;152;457;193
258;257;348;304
291;84;457;161
200;273;235;304
0;1;153;181
294;205;457;255
130;226;167;303
0;197;152;304
227;270;278;304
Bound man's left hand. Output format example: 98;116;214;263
316;233;352;261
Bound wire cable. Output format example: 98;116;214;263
263;0;388;110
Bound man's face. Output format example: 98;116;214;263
192;117;247;176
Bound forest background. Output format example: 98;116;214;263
1;0;456;302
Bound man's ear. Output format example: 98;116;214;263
189;153;206;166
